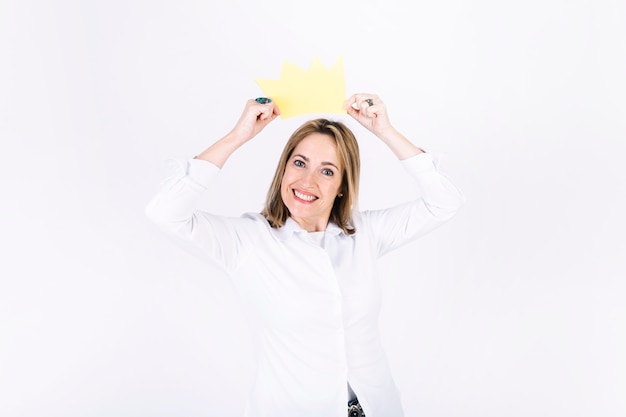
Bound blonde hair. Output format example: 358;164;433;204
261;119;360;235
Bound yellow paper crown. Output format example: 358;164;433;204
255;56;346;119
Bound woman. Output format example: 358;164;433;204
145;94;464;417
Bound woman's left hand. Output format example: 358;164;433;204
345;93;425;159
344;93;393;138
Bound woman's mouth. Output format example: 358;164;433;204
293;189;318;202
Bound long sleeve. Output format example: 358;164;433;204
145;158;255;273
145;158;219;229
361;152;465;257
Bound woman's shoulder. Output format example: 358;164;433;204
241;211;270;225
191;211;272;237
240;212;277;235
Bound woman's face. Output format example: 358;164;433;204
280;132;344;232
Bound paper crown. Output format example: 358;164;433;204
255;56;346;119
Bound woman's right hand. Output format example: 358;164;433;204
229;98;281;143
195;99;280;168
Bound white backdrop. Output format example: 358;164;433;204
2;1;625;416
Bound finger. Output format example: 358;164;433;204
345;104;358;118
347;93;368;107
258;106;273;120
346;93;374;110
261;103;282;122
359;95;381;110
265;102;280;119
343;94;358;110
355;105;373;120
255;98;279;118
272;102;281;116
345;103;372;122
254;101;272;119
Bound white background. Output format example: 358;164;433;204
1;1;625;416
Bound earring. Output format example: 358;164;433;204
338;193;343;198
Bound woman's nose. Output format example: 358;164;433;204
300;169;316;186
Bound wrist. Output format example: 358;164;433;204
224;129;253;147
374;125;400;143
377;128;424;159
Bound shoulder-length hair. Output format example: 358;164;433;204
261;118;360;235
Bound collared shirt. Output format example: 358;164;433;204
145;152;464;417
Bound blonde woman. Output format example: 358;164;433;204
145;94;464;417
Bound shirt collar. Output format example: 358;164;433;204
275;217;348;241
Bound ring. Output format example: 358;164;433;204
255;97;272;104
365;98;374;106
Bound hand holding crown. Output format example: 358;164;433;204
344;93;394;138
229;98;281;144
345;93;424;159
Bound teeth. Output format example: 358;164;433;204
294;190;316;201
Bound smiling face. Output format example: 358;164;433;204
280;132;344;232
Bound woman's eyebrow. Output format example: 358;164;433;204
293;153;339;169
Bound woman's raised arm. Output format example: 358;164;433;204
195;98;280;168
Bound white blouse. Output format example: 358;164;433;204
145;152;464;417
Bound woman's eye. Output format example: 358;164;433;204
294;159;305;167
322;168;334;176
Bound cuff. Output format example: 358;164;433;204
164;157;221;189
400;152;436;174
